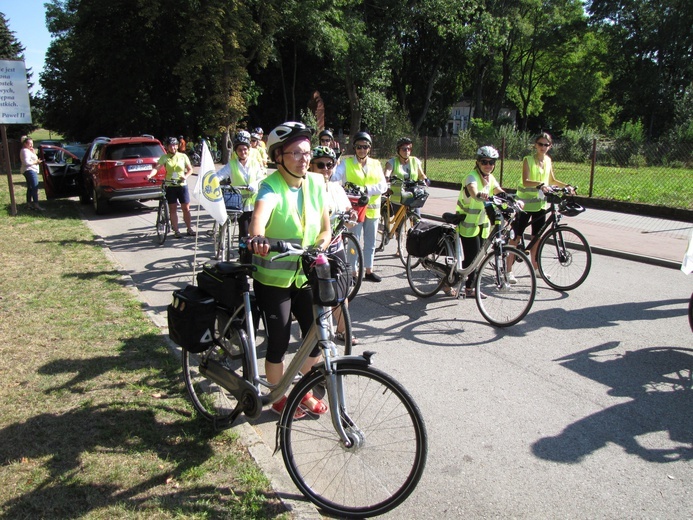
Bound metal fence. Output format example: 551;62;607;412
381;136;693;211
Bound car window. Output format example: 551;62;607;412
89;143;103;161
105;143;163;160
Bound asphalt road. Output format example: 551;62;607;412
83;189;693;519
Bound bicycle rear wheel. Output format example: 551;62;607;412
376;203;390;252
342;232;363;301
182;312;249;423
280;363;427;518
537;226;592;291
406;235;453;297
476;246;536;327
397;212;419;266
155;200;169;244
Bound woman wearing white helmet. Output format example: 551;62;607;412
248;122;332;417
452;145;507;298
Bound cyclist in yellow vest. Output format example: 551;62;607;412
217;132;266;238
383;137;429;214
248;122;332;417
508;132;574;281
250;131;268;169
332;131;388;282
454;146;507;298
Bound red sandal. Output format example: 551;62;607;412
301;391;328;415
271;396;306;419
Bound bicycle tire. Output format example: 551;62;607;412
342;232;364;301
537;226;592;291
155;200;169;245
331;301;352;356
226;214;240;260
182;313;249;423
376;203;390;252
212;221;221;259
688;293;693;333
475;246;536;327
406;234;453;297
397;212;419;266
279;362;427;518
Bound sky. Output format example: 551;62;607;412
1;0;53;94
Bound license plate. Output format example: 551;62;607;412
128;164;153;172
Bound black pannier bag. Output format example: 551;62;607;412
196;261;243;310
406;220;443;258
167;285;216;353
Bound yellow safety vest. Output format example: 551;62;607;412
252;171;324;288
456;169;499;239
517;154;551;212
228;158;263;208
389;156;423;204
344;157;383;219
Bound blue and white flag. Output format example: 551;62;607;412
193;140;227;226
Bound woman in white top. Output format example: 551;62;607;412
19;136;43;211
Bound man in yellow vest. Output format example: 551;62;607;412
248;122;332;417
332;131;388;282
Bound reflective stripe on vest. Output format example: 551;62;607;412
517;154;550;212
252;171;324;288
345;157;382;219
389;156;422;204
228;158;262;208
455;169;497;238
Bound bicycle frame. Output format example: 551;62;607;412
520;202;561;252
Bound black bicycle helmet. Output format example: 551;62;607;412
319;129;334;140
166;137;179;146
267;122;314;159
476;146;499;160
559;200;585;217
396;137;413;150
233;130;251;149
312;146;337;160
352;131;372;146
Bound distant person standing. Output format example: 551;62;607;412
178;135;186;154
19;136;43;211
149;137;195;239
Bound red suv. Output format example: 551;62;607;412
79;135;166;214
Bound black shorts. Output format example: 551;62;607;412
165;185;190;204
514;209;547;238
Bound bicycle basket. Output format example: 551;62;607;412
302;253;352;306
401;185;429;208
406;220;443;257
559;200;585;217
167;285;216;353
347;194;368;222
222;187;243;212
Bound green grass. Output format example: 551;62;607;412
29;128;64;142
424;158;693;210
0;173;288;519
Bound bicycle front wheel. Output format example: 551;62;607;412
155;200;169;244
375;203;390;252
342;232;364;301
396;212;419;266
537;226;592;291
280;363;427;518
476;246;536;327
406;235;453;297
182;313;249;423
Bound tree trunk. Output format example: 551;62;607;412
345;63;361;139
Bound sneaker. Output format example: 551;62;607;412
507;272;518;284
364;272;382;282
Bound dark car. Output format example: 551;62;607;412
79;135;166;214
38;143;86;199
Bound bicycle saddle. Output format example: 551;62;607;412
442;212;465;225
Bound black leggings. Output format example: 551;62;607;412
461;234;482;289
238;211;252;240
253;279;318;363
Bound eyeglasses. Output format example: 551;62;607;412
283;150;312;161
355;144;370;150
479;159;496;166
536;142;551;147
314;161;334;170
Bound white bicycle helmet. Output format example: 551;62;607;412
476;146;499;160
267;122;314;159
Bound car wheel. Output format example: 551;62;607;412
78;177;91;204
92;186;107;215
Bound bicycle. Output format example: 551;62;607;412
212;184;250;261
406;194;537;327
377;175;429;265
512;185;591;291
176;243;427;517
330;210;364;301
152;179;181;245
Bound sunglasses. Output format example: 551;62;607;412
479;159;496;166
355;144;370;150
314;161;334;170
536;142;551;147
